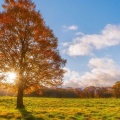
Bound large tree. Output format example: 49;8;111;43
0;0;66;108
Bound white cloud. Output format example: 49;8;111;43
63;24;120;56
75;32;84;36
63;67;82;88
62;42;70;47
64;67;81;80
67;43;93;56
63;25;78;31
63;58;120;88
68;25;78;30
88;57;115;69
82;58;120;87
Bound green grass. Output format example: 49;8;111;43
0;97;120;120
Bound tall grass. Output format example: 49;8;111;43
0;97;120;120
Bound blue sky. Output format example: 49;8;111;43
1;0;120;88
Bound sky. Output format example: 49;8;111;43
0;0;120;88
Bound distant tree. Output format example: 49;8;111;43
0;0;66;108
65;87;77;98
74;88;84;98
84;86;96;98
112;81;120;98
94;87;103;98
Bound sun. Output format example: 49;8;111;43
6;72;17;83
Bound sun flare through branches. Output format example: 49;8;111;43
6;72;17;83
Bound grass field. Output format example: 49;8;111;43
0;97;120;120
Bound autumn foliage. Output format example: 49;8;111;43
0;0;66;108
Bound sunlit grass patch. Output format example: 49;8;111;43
0;97;120;119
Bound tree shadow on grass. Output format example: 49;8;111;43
19;108;44;120
19;108;35;120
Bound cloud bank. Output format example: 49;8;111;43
63;24;120;56
63;57;120;88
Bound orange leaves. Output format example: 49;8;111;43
0;53;4;57
24;84;42;95
0;0;66;93
0;15;10;24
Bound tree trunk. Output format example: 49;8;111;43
16;83;24;109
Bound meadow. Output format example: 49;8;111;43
0;97;120;120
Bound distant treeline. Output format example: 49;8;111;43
0;81;120;98
26;86;113;98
